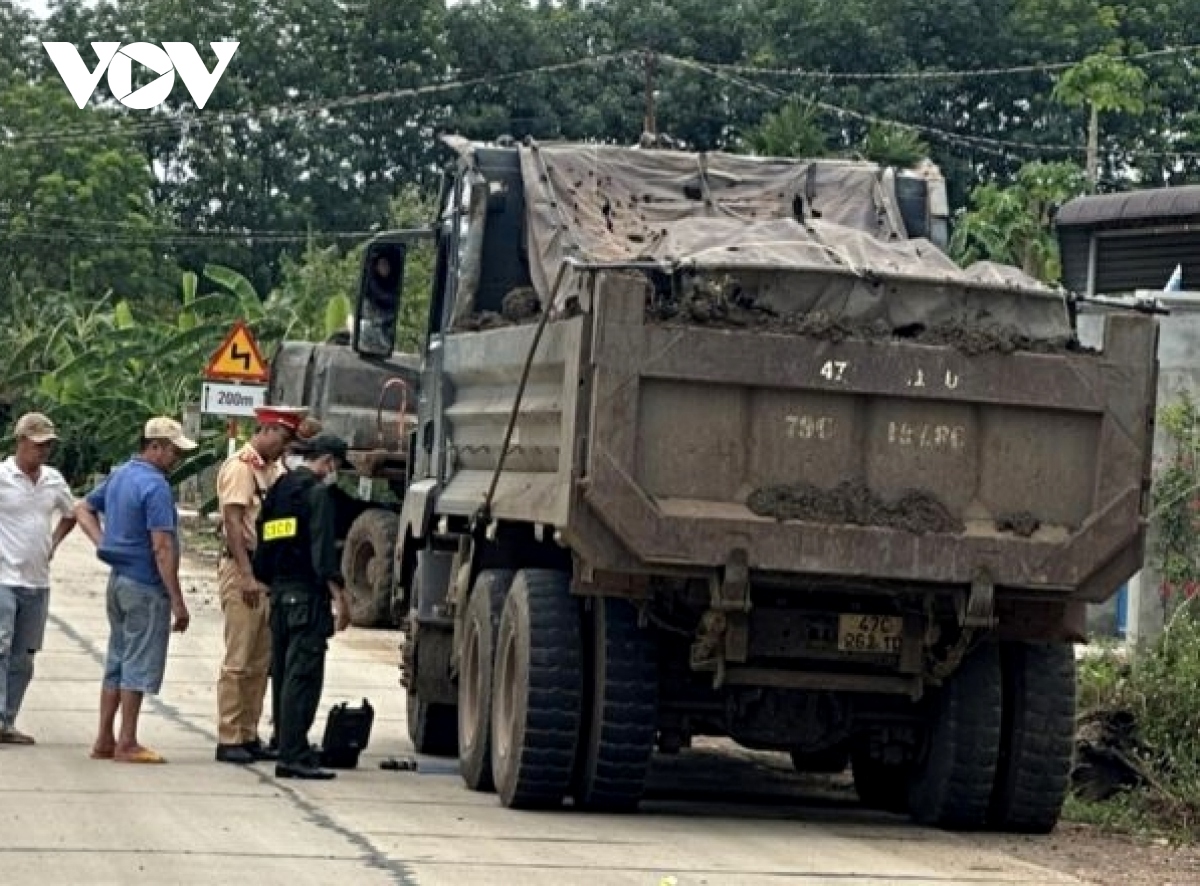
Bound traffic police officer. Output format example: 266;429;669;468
215;405;308;765
253;433;352;780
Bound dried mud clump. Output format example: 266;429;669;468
647;277;894;339
451;287;543;332
996;511;1041;537
647;276;1082;356
747;479;964;535
907;319;1074;356
501;286;541;322
452;311;508;332
1072;709;1148;803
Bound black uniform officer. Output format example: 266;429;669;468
253;433;352;780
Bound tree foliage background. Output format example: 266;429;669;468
1;0;1197;481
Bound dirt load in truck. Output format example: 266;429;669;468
375;137;1158;833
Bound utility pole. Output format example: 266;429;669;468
643;49;657;138
1086;104;1099;191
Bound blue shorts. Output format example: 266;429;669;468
103;572;172;694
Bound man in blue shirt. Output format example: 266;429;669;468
74;417;197;764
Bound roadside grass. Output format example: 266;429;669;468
1065;791;1196;843
1067;602;1200;844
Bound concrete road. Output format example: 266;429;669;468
0;534;1089;886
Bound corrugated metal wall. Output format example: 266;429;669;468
1059;230;1093;292
1059;226;1200;294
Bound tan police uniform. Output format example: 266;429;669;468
215;441;284;748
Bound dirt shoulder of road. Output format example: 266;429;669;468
690;739;1200;886
980;822;1200;886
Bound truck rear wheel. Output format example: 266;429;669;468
574;598;658;812
458;569;514;792
405;624;458;756
491;570;583;809
988;641;1076;833
342;509;398;627
908;641;1002;830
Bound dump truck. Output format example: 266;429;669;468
346;137;1159;833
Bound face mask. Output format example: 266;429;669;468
323;469;339;487
284;455;304;471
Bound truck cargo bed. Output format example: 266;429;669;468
432;275;1156;603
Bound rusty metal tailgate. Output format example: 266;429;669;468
579;278;1157;598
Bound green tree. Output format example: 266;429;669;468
950;160;1086;283
11;0;1200;313
1053;52;1148;188
273;243;360;343
0;0;38;83
41;0;449;294
266;183;437;353
443;0;768;150
746;101;829;157
0;79;178;305
1152;392;1200;610
0;279;244;483
858;124;929;167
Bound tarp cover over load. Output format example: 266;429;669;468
515;142;1073;343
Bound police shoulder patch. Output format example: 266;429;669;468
262;517;298;541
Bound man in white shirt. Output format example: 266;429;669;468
0;413;77;744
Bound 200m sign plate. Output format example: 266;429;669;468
201;381;267;417
837;614;903;654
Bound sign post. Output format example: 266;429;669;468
202;321;271;456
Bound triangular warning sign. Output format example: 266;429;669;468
204;320;269;382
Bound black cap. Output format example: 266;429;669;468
298;433;350;467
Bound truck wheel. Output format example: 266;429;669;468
458;569;514;792
574;598;658;812
908;641;1002;830
342;509;398;627
988;642;1076;833
491;570;583;809
405;624;458;756
851;749;911;813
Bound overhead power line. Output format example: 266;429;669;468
708;42;1200;81
660;55;1081;160
4;46;1198;166
0;207;378;239
0;52;638;148
662;54;1200;163
0;223;377;245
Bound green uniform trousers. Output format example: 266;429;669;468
270;581;334;766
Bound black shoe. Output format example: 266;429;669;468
275;762;336;780
244;739;278;761
215;744;255;765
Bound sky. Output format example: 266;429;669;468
17;0;51;17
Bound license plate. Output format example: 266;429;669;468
837;614;903;654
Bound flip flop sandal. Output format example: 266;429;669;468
113;748;166;764
89;747;115;760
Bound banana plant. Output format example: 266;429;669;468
178;271;199;331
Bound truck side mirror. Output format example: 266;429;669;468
354;238;408;358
